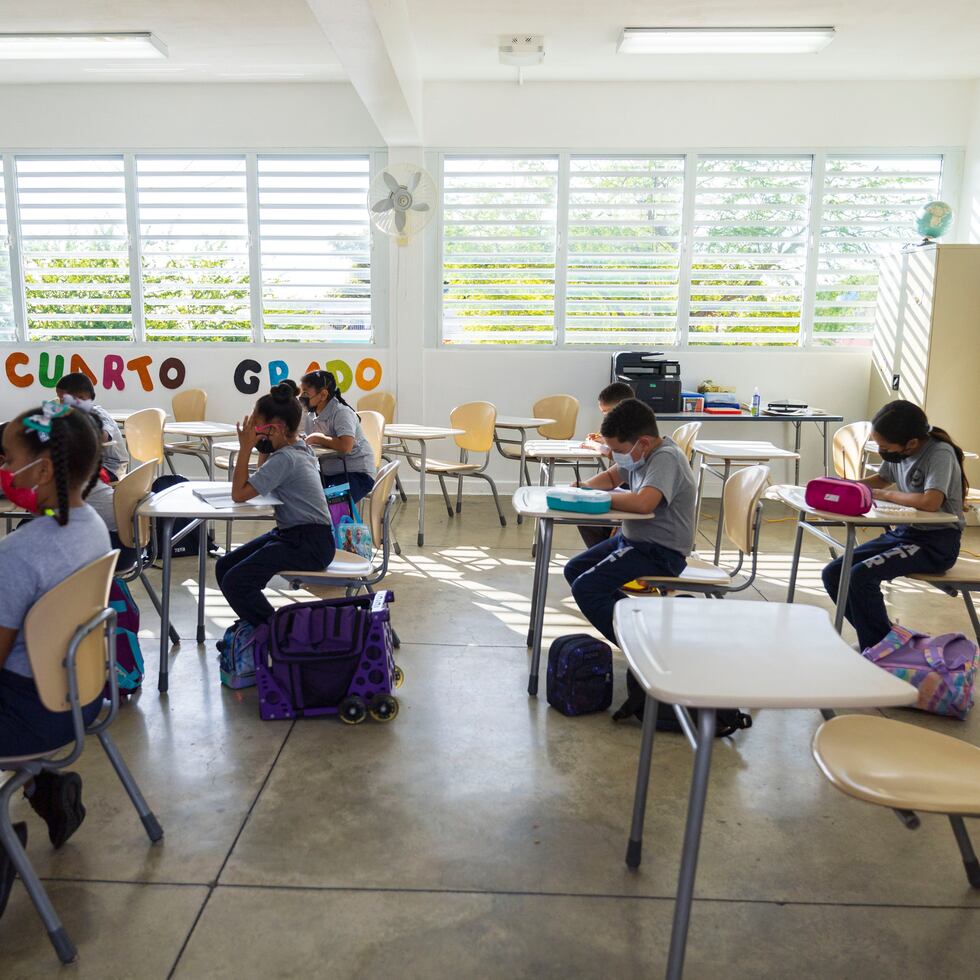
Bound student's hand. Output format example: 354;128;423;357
871;488;891;502
586;432;602;443
237;413;258;450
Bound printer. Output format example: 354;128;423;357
611;351;683;414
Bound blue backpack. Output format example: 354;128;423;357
106;579;144;698
546;634;613;716
217;622;258;689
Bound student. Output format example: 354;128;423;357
299;370;376;503
822;400;965;650
55;372;126;480
0;402;110;909
216;383;335;627
564;398;696;644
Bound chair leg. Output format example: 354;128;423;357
477;473;507;527
961;589;980;646
455;475;464;515
949;815;980;888
437;475;454;518
164;451;178;477
96;730;164;843
394;472;408;503
391;626;401;649
139;571;181;646
0;776;77;963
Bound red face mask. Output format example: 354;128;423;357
0;458;43;514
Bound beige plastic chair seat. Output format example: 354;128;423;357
909;558;980;584
813;714;980;815
282;548;375;582
422;458;483;475
633;555;733;589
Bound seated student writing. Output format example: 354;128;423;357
564;398;696;645
0;402;111;912
299;370;376;504
216;383;335;629
55;372;126;481
822;400;965;651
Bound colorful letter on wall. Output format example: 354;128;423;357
5;352;33;388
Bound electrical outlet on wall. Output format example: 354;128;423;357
891;374;900;391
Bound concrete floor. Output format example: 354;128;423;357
2;495;979;978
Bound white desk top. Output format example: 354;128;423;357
512;485;654;522
864;440;978;461
695;439;800;461
768;484;959;526
495;415;556;429
524;439;604;461
110;409;171;424
614;598;917;709
385;424;464;441
138;480;277;520
163;422;239;438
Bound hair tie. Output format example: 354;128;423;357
23;400;72;443
927;424;933;433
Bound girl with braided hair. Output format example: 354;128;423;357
0;402;110;906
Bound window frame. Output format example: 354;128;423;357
431;146;962;353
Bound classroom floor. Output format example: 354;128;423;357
2;497;979;979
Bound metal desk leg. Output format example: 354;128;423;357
547;459;556;486
793;421;802;485
527;518;554;696
693;453;706;535
207;437;215;480
666;708;716;980
626;693;659;869
526;517;545;648
158;517;175;693
196;521;208;644
822;421;831;475
712;460;731;565
786;519;805;603
417;441;428;547
516;427;527;525
833;524;857;635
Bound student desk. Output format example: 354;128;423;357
768;484;959;633
614;598;916;980
137;480;278;693
383;424;464;546
492;416;556;521
109;409;171;425
659;410;843;483
512;485;655;696
163;421;239;480
523;439;605;486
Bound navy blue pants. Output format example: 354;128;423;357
0;670;101;758
322;470;374;504
216;524;335;626
564;532;687;644
822;526;961;650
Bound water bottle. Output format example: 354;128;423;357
751;387;761;417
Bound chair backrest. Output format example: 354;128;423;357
25;552;118;713
833;421;872;480
125;408;166;465
671;421;703;463
357;390;396;424
357;410;385;469
533;394;579;440
722;464;770;555
362;459;400;547
172;387;207;422
450;401;497;452
112;460;156;550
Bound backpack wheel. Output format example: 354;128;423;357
369;694;399;722
338;695;368;725
393;665;405;688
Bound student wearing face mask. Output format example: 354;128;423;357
298;370;376;504
215;383;334;628
54;373;126;481
563;398;696;645
822;400;966;650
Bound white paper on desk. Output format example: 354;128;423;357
192;488;281;509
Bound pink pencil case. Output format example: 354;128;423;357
804;476;873;516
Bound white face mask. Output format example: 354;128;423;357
611;447;644;473
60;393;94;412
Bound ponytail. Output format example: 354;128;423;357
928;426;969;502
254;382;303;435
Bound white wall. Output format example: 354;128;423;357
961;80;980;242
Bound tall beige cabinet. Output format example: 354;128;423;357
867;244;980;487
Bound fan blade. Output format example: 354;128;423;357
382;171;400;192
372;198;394;213
395;210;406;233
410;171;422;191
411;202;430;212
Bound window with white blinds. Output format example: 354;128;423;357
813;156;943;344
442;156;558;345
565;157;685;346
258;156;372;343
16;157;132;341
0;162;14;341
688;157;812;346
137;157;251;341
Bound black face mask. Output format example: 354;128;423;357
298;395;311;411
255;437;275;455
878;448;910;464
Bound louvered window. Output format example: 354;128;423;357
258;156;373;343
441;156;558;345
137;157;251;340
814;156;943;344
565;157;685;345
16;157;131;341
0;161;14;340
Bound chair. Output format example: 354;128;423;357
112;461;180;647
905;557;980;644
166;387;210;475
357;410;385;470
671;421;703;463
124;408;166;474
0;552;163;964
833;420;873;480
497;394;582;485
356;389;407;503
408;401;507;527
812;714;980;888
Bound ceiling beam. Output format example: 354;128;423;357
305;0;422;146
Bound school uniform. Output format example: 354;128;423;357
822;437;963;650
90;405;126;480
564;437;696;644
215;442;334;626
305;398;376;503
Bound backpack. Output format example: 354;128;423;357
105;578;144;698
613;669;752;738
546;634;613;716
217;621;259;689
151;475;217;558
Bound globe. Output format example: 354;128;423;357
915;200;953;240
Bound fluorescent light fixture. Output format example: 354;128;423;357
0;32;167;60
618;27;835;55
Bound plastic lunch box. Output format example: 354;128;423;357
545;487;613;514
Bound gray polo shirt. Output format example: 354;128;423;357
304;398;376;479
878;437;964;531
622;437;697;556
91;404;126;475
248;442;330;530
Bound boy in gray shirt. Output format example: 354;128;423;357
564;399;696;645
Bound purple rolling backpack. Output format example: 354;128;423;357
255;591;401;723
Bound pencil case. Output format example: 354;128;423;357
805;477;873;516
546;488;612;514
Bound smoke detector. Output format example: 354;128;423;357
499;35;545;67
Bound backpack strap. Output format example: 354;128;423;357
922;633;973;673
863;625;925;663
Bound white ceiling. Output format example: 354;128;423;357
0;0;977;84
